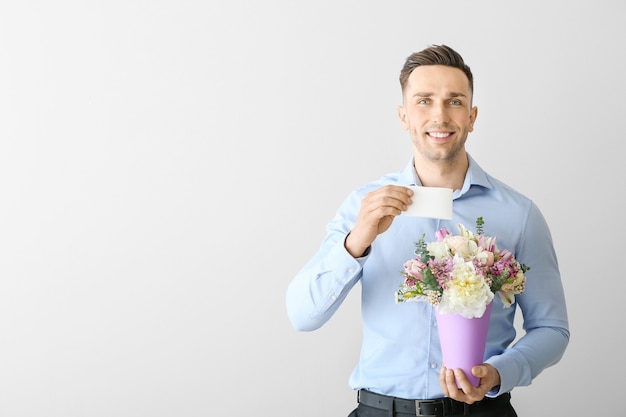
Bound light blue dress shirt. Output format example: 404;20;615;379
286;154;570;400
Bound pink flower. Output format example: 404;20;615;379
435;227;451;242
474;248;494;267
429;257;454;286
497;249;513;263
477;235;497;252
396;217;530;318
404;258;426;280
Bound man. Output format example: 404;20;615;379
286;45;569;417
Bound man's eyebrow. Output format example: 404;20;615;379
412;91;468;98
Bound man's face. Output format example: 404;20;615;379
397;65;478;163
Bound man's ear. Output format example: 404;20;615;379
468;106;478;132
397;104;409;131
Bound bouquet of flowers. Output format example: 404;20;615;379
396;217;530;318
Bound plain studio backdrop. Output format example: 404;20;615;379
0;1;623;416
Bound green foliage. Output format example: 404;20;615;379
475;216;484;235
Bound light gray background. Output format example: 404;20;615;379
0;1;622;416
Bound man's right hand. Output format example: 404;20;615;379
345;185;413;258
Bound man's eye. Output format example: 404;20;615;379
418;99;429;104
450;99;461;105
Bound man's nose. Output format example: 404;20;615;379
431;103;449;123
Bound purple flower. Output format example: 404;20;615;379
435;227;451;242
404;258;426;280
396;218;529;317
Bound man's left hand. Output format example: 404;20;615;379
439;364;500;404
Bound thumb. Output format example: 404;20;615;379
472;365;487;377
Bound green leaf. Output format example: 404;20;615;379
475;216;484;235
422;268;439;292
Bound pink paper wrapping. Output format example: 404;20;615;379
435;302;492;387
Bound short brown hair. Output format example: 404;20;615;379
399;45;473;96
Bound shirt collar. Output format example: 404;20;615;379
398;153;493;194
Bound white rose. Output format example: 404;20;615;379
445;236;478;258
427;241;450;259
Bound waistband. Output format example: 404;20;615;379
357;389;511;416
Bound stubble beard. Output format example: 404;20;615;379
414;132;467;164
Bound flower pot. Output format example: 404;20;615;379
435;302;492;387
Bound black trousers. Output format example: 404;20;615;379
347;393;518;417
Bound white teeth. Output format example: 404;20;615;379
429;132;451;138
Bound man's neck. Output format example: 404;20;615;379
414;153;469;191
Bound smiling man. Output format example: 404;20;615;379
286;45;569;417
399;64;477;180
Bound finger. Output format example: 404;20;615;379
372;185;413;207
453;369;486;404
443;368;463;400
362;198;408;217
439;366;449;396
386;185;414;204
361;202;403;217
453;368;474;393
471;365;486;378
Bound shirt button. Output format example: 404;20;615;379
431;363;438;369
348;268;355;273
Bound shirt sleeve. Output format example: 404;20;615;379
286;235;366;331
285;191;367;331
485;203;570;395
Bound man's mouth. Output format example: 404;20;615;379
428;131;452;139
